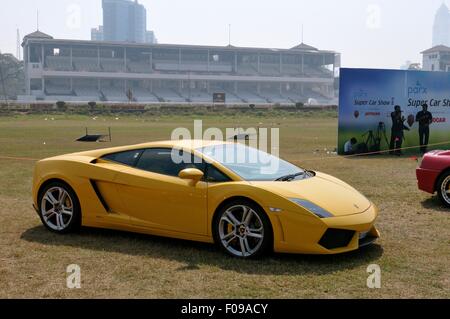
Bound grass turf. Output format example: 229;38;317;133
0;111;448;298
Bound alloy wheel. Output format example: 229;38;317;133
218;205;264;257
440;175;450;205
40;187;74;231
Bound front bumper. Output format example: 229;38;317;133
416;167;440;194
273;204;380;254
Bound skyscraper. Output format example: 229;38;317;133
91;26;104;41
91;0;156;43
433;3;450;47
102;0;146;43
145;31;157;44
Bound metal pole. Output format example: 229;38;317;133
188;72;191;102
124;47;127;71
257;53;260;73
279;53;282;73
150;51;153;70
301;54;304;74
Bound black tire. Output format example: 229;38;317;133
38;181;81;234
437;171;450;208
212;199;273;259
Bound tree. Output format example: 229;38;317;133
0;53;24;103
56;101;67;111
295;102;304;110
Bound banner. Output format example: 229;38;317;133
338;68;450;155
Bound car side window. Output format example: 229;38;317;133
136;148;205;177
206;164;232;183
102;150;143;167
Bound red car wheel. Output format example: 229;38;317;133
437;172;450;208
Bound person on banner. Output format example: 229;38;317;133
416;103;433;154
344;138;358;155
389;105;410;156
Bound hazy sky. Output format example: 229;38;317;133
0;0;446;68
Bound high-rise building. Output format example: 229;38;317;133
145;31;157;44
91;0;157;43
91;26;104;41
102;0;146;43
433;3;450;47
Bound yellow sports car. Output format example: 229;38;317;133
32;140;380;258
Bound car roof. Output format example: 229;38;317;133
71;139;234;158
39;140;247;182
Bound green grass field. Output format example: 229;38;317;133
0;111;448;298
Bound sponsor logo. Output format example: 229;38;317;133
353;89;368;100
365;112;381;117
408;81;428;98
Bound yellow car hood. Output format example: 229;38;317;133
251;172;371;217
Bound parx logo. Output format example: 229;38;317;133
366;264;381;289
353;89;368;100
66;264;81;289
408;81;428;97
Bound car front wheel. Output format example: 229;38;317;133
38;182;81;233
437;172;450;208
213;200;272;258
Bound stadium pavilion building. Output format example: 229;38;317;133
21;31;340;105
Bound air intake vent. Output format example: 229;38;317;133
319;229;355;250
90;180;110;212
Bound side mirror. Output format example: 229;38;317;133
178;168;204;183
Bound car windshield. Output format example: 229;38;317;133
198;143;309;181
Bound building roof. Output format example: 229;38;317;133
290;42;319;51
421;45;450;54
436;2;450;16
22;33;336;55
22;30;54;46
24;30;53;40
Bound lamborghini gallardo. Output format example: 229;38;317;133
32;140;380;258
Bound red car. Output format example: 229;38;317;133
417;150;450;207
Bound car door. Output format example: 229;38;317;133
113;148;208;235
90;149;145;226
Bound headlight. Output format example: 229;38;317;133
289;198;334;218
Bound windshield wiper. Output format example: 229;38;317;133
275;172;305;182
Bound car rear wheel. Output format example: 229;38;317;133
213;200;272;258
437;172;450;208
38;182;81;233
